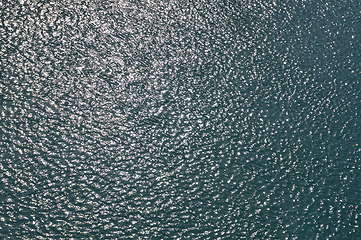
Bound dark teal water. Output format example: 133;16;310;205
1;0;360;239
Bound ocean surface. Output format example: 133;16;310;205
0;0;360;239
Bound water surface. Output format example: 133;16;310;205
0;0;360;239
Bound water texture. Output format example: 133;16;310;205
0;0;360;239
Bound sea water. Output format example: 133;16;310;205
0;0;360;239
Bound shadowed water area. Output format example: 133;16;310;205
0;0;360;239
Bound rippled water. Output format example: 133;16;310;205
1;0;360;239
